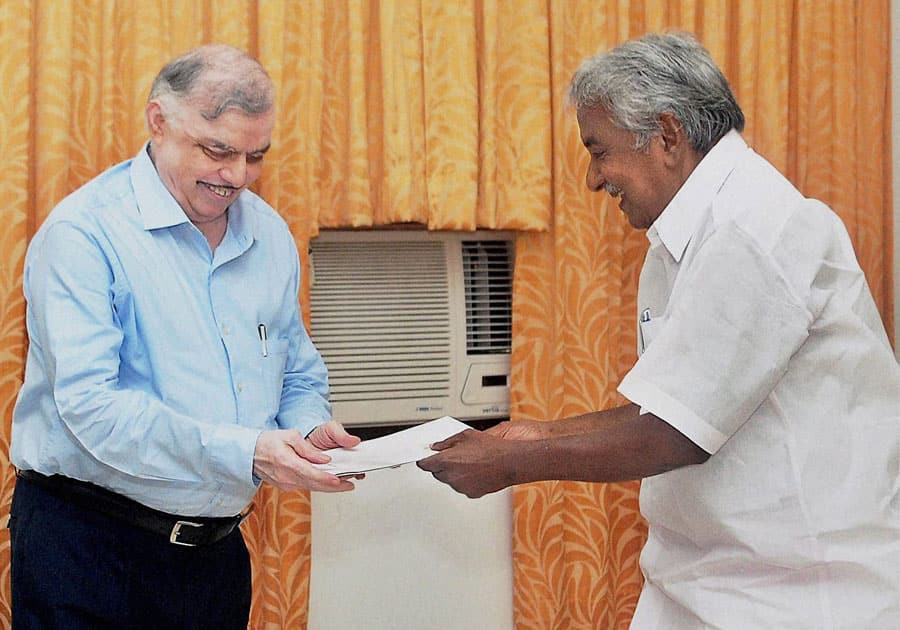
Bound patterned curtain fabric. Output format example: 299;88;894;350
0;1;892;628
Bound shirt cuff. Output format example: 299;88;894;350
279;410;331;438
208;424;263;487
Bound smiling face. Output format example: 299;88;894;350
146;99;275;241
577;105;689;230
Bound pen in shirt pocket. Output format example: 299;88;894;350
257;323;268;357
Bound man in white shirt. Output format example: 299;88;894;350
418;32;899;629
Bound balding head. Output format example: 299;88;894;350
148;44;274;123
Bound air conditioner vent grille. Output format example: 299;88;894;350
462;240;513;355
310;240;451;402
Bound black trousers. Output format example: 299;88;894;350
8;474;251;630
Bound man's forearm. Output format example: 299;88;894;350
418;403;710;497
513;405;710;485
544;403;645;437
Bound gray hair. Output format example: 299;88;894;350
567;32;744;154
148;44;274;121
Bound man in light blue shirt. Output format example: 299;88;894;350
9;44;359;629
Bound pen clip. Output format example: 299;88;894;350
257;323;268;357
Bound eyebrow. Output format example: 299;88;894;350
201;138;271;156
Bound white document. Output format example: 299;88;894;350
314;416;471;476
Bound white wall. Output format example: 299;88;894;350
308;464;514;630
893;0;900;360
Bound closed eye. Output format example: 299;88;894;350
199;144;236;161
195;139;269;164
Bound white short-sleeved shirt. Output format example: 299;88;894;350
619;131;900;629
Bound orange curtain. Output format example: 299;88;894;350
0;1;892;628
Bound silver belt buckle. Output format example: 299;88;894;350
170;520;203;546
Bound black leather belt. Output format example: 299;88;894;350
16;469;251;547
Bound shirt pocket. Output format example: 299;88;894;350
638;313;667;355
260;338;290;412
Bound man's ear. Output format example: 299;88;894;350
146;100;167;139
658;112;689;167
658;113;684;152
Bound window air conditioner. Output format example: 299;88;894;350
309;230;514;427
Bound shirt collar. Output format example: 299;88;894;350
129;141;254;246
647;130;748;260
131;142;191;231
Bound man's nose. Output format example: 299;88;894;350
585;165;605;192
220;155;248;187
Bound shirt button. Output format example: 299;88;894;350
222;325;231;335
237;383;244;393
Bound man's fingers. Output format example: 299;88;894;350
330;422;362;448
272;463;354;493
306;473;356;493
307;421;362;450
429;428;473;452
416;452;440;472
289;433;331;464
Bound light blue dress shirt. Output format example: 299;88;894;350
11;143;331;517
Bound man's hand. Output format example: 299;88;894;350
417;429;524;499
253;424;360;493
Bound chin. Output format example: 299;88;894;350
622;204;656;230
620;207;639;228
626;215;651;230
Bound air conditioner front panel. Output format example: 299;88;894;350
310;231;513;427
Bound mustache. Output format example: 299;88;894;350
604;183;623;198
